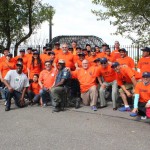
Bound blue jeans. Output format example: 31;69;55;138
27;90;40;103
5;88;22;109
39;88;52;105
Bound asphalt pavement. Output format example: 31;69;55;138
0;100;150;150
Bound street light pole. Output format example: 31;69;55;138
49;6;53;43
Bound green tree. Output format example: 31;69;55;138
0;0;55;56
92;0;150;44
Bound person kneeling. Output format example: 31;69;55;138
3;62;29;111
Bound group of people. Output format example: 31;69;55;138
0;40;150;120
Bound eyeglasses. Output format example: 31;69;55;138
62;47;67;48
101;62;107;64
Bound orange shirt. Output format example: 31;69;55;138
137;57;150;73
116;56;135;68
135;82;150;103
116;66;135;86
28;82;41;94
40;53;48;64
53;48;62;56
71;66;98;93
54;52;75;70
111;49;121;61
27;59;42;79
96;64;116;82
25;53;33;60
97;52;105;58
0;56;7;63
0;60;15;78
104;54;115;62
73;48;77;55
14;55;28;66
39;69;58;88
87;55;98;66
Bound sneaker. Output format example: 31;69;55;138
130;112;138;117
52;107;60;112
4;101;7;106
118;106;131;112
5;107;10;111
141;116;147;120
43;103;47;107
91;106;97;111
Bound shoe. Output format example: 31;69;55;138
4;101;7;106
113;107;117;111
5;107;10;111
43;103;47;107
130;112;138;117
99;105;107;109
91;106;97;111
118;106;131;112
53;107;60;112
141;116;147;120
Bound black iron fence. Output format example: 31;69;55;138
0;44;143;63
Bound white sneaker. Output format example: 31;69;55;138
4;101;7;106
141;116;147;120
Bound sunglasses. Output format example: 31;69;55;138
101;62;107;64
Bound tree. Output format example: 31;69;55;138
92;0;150;44
0;0;55;56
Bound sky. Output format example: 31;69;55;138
27;0;132;46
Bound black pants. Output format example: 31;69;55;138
138;102;146;116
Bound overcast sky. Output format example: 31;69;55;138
28;0;132;46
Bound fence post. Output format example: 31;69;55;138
137;43;140;62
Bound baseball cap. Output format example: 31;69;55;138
54;42;60;45
58;59;65;64
16;62;23;66
33;51;39;55
78;52;85;56
94;58;101;62
119;48;127;52
141;47;150;52
91;48;96;52
49;51;55;55
6;53;13;57
27;47;32;50
100;57;108;63
111;62;120;68
142;72;150;78
46;47;52;51
19;49;25;52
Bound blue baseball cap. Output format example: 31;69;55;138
94;58;101;62
142;72;150;78
141;47;150;52
100;57;108;63
119;48;127;52
111;62;120;68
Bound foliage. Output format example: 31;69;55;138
0;0;55;55
92;0;150;44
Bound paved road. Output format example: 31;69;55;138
0;100;150;150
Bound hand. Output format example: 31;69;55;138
146;103;150;108
132;108;138;113
8;86;14;93
20;98;25;107
126;90;132;97
101;84;106;89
